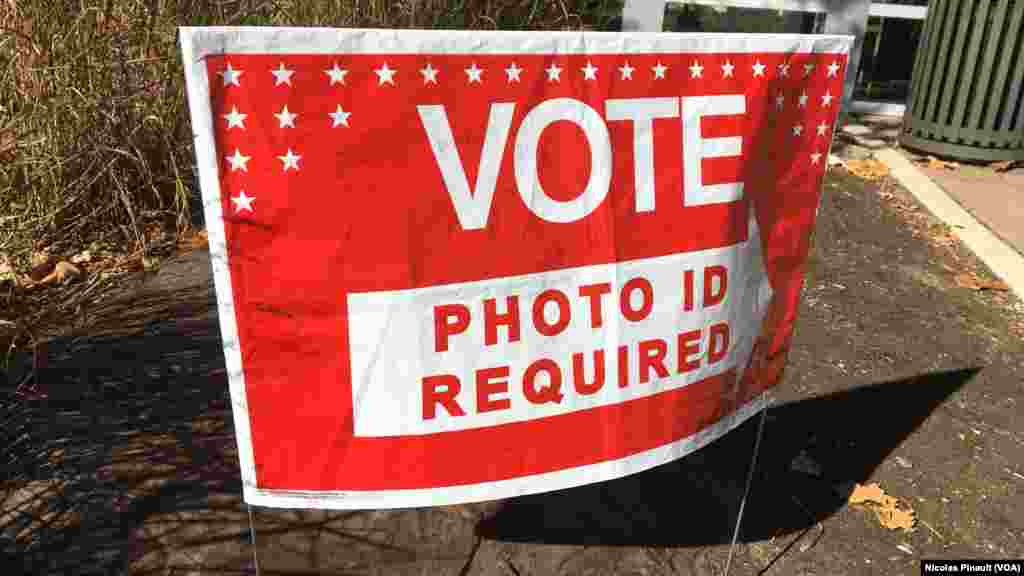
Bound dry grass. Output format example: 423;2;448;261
0;1;621;260
0;0;622;354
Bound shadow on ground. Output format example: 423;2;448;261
478;368;976;550
0;277;976;574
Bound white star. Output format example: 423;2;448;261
375;62;397;86
619;62;635;80
420;63;439;85
325;63;348;86
821;90;834;107
222;106;247;130
232;190;255;213
652;61;668;79
277;149;301;172
721;60;735;78
465;63;484;84
777;63;790;78
827;61;841;77
792;124;804;137
689;60;704;78
274;105;297;128
329;105;351;128
775;93;785;110
505;62;523;83
811;152;822;165
225;148;250;172
582;61;598;80
803;63;815;78
271;63;295;86
798;91;809;107
817;122;830;137
218;63;243;87
545;62;563;82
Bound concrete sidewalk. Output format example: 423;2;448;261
838;115;1024;259
913;162;1024;258
838;116;1024;301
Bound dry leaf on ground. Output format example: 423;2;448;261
28;251;59;282
71;250;92;264
34;261;82;286
954;272;978;289
923;156;959;170
990;160;1020;173
877;505;917;531
30;250;51;267
178;229;209;251
845;158;890;180
849;482;888;505
0;253;14;286
954;271;1010;292
976;279;1010;291
848;482;916;532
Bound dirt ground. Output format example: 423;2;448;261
2;169;1022;575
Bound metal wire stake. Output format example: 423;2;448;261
723;400;771;576
247;502;260;576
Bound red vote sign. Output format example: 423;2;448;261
181;27;850;509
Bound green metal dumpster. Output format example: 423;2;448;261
900;0;1024;162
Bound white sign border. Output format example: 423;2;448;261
180;27;845;509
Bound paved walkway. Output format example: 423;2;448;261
914;164;1024;257
838;115;1024;300
840;114;1024;259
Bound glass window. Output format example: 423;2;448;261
855;16;925;102
663;3;825;35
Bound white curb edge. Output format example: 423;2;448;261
875;148;1024;302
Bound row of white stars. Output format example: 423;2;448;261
222;105;351;129
222;94;834;132
225;148;301;172
777;90;836;109
218;59;842;87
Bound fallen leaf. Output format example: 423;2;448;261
848;482;916;532
894;456;913;469
876;505;916;531
28;253;58;282
114;253;145;273
976;279;1010;291
954;272;980;289
30;250;51;267
70;250;92;264
845;158;890;180
0;254;14;288
924;156;959;170
849;482;887;506
178;229;209;251
954;271;1010;291
990;160;1019;172
34;261;81;286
